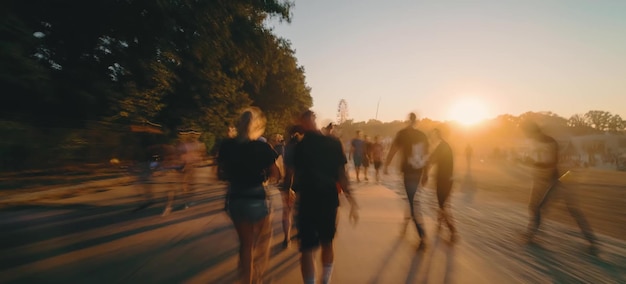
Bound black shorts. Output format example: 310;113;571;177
362;158;370;168
373;161;382;170
296;207;338;251
353;156;363;167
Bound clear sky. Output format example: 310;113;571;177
267;0;626;124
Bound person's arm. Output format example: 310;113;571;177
268;162;281;184
338;164;359;223
282;167;294;191
383;140;399;174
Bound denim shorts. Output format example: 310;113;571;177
225;186;271;223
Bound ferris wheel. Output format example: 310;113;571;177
337;99;349;124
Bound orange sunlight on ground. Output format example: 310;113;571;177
447;97;490;126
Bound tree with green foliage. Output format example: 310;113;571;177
0;0;312;170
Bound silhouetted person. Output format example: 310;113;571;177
130;127;165;211
521;121;597;254
384;112;429;244
349;130;366;182
218;107;280;284
163;131;205;216
362;135;372;181
429;128;457;242
370;135;385;183
293;110;358;284
322;123;336;137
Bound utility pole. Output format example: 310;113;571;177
375;97;380;120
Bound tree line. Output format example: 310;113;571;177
336;110;625;156
1;0;312;171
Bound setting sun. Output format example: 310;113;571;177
447;98;490;126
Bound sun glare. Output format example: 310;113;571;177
447;98;490;126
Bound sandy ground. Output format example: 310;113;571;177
445;158;626;240
0;159;624;283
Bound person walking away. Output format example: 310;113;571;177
429;128;457;242
180;132;205;207
521;121;598;254
217;107;280;284
383;112;429;245
362;135;373;182
349;130;366;182
163;131;206;216
371;135;385;183
293;110;359;284
130;127;165;212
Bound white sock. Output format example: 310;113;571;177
322;263;334;284
304;277;315;284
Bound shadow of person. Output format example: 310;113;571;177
524;242;583;283
585;251;626;283
404;243;427;284
368;236;405;284
414;235;456;284
442;243;456;284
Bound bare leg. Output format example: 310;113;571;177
253;214;272;282
437;181;456;239
281;192;293;246
321;242;334;284
233;221;255;284
301;249;317;284
363;167;369;181
405;174;426;239
561;185;597;246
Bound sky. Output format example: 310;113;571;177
267;0;626;124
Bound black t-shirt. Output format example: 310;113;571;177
393;127;429;173
430;140;453;179
217;139;278;196
283;139;298;170
293;132;347;210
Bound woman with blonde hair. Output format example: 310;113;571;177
217;107;280;284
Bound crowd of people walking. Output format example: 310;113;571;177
129;107;599;284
